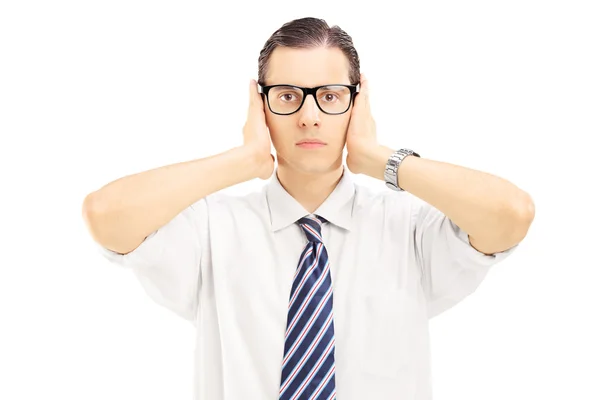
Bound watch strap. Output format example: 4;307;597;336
384;148;420;191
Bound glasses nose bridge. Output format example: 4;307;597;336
305;86;319;97
301;86;317;102
301;86;320;109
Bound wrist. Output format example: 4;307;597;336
384;148;421;191
360;145;396;180
232;145;263;179
241;145;274;180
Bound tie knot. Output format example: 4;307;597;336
297;215;327;243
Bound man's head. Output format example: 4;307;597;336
257;17;360;175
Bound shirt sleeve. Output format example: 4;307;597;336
96;197;209;326
411;196;520;319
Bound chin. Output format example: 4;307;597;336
292;159;340;175
277;149;343;174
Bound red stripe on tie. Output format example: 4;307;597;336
289;338;335;400
282;297;334;368
285;257;330;338
279;310;333;393
288;244;323;309
309;364;335;400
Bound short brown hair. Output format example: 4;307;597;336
257;17;361;86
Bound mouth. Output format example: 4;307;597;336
296;140;326;149
296;139;326;145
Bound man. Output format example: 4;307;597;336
82;17;534;400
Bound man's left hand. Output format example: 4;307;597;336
345;73;384;175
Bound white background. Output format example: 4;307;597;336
1;1;598;399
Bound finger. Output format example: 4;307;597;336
248;79;266;118
360;73;368;96
360;74;370;110
249;79;258;106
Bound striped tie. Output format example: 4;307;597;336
279;215;336;400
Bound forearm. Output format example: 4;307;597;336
82;145;261;254
361;145;535;254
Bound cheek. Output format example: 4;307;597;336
335;119;351;140
264;116;289;149
263;111;277;137
342;114;352;129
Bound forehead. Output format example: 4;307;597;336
265;46;350;87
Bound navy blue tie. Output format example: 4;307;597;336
279;215;336;400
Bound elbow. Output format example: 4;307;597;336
516;192;535;224
82;191;117;247
522;193;536;223
81;192;104;241
509;192;535;241
82;191;101;217
81;192;141;255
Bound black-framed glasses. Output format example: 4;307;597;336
258;83;360;115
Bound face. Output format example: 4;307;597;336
262;46;354;175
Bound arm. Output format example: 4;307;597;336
345;74;535;255
82;79;273;254
362;146;535;255
82;146;262;254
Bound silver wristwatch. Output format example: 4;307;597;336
384;148;420;191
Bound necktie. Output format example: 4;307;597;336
279;215;336;400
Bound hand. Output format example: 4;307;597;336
345;73;381;175
243;79;275;180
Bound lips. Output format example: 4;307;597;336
296;140;326;145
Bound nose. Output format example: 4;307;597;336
297;94;321;128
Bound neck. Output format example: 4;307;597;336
276;160;344;214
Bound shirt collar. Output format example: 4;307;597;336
266;165;356;232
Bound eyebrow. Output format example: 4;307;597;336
269;85;301;90
320;85;347;91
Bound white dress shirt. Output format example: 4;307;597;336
98;165;519;399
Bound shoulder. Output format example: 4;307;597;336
353;182;413;210
197;184;268;216
351;182;416;227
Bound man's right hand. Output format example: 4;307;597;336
83;79;277;254
243;79;275;180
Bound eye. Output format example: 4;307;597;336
279;93;299;102
321;93;339;103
